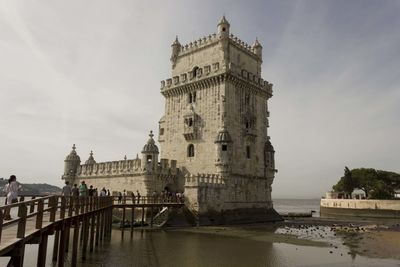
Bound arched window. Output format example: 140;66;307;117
192;66;199;78
187;144;195;157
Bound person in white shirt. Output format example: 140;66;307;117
4;175;20;220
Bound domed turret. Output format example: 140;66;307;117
217;15;230;39
252;38;263;59
63;144;81;181
171;36;181;67
85;150;96;165
215;126;233;173
141;131;159;172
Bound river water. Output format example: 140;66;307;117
1;199;399;267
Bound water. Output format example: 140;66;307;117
1;199;399;267
274;198;321;217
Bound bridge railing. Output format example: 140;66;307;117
112;195;185;205
0;196;113;245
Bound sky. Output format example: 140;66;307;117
0;0;399;198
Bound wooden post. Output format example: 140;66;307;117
82;215;89;260
52;230;60;262
29;196;36;213
89;213;95;252
58;227;66;267
36;199;44;229
17;204;27;238
131;206;135;231
141;207;145;226
37;234;48;267
49;196;57;222
122;206;126;230
60;197;66;219
68;196;73;217
0;209;3;243
150;206;154;228
64;225;70;253
71;218;79;267
95;211;100;245
99;211;104;241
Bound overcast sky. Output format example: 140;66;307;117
0;1;399;198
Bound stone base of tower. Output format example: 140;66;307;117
184;174;282;225
196;207;282;226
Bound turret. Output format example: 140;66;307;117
217;15;230;39
264;137;275;170
141;131;159;173
215;127;232;173
85;150;96;165
170;36;181;68
63;144;81;182
252;38;263;59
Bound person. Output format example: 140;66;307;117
106;189;110;196
72;184;79;197
136;190;141;204
61;181;72;197
131;191;136;203
122;189;127;203
4;175;20;220
118;191;122;203
100;187;107;197
79;181;88;197
88;185;94;197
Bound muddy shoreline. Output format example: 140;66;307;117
171;216;400;261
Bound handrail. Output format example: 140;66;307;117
0;195;184;245
0;196;114;246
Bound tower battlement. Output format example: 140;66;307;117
160;63;273;96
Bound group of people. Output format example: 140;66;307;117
61;181;111;197
61;181;185;204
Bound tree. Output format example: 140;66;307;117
343;166;355;197
332;167;400;200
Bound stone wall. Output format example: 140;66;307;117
320;199;400;210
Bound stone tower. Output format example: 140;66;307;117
159;16;279;224
62;144;81;183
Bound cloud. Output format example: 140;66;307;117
0;1;399;199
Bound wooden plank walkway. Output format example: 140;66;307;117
0;195;184;267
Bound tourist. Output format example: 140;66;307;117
79;181;88;197
100;187;107;197
136;190;141;204
118;191;122;203
72;184;79;197
61;181;72;197
107;189;110;196
131;191;136;203
88;185;94;197
3;175;20;220
123;189;127;203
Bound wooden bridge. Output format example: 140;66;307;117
0;195;184;267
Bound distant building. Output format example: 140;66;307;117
62;17;279;224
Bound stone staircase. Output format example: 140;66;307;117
151;207;170;227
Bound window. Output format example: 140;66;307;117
246;146;251;159
159;128;164;135
188;144;195;157
222;144;227;151
188;92;196;104
245;121;250;129
188;118;193;127
192;66;199;78
147;155;153;162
